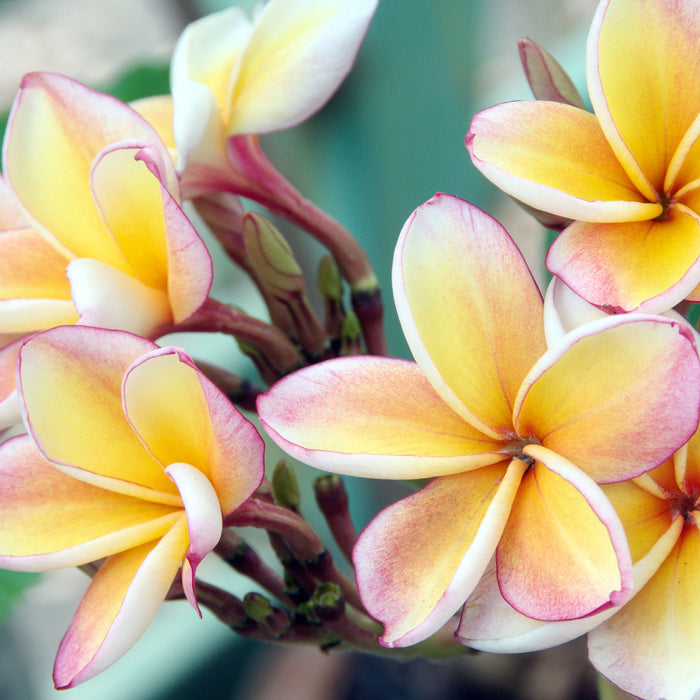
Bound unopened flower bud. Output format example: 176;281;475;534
243;211;305;297
272;459;301;511
317;255;343;303
518;38;586;108
340;311;363;356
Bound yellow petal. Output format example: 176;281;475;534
588;522;700;700
395;194;545;437
354;460;525;646
0;228;71;300
19;326;177;495
258;356;505;480
547;206;700;313
53;517;189;688
498;447;631;621
516;315;700;483
468;102;660;222
589;0;700;197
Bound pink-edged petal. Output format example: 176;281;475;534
588;521;700;700
53;516;189;689
588;0;700;199
0;228;72;300
497;444;632;621
166;461;222;612
3;73;173;267
515;314;700;483
68;258;172;337
467;102;660;222
459;479;681;653
123;347;263;515
258;355;505;480
228;0;378;135
18;326;177;495
0;435;181;571
89;144;168;289
460;515;680;654
394;194;545;438
354;460;526;647
547;208;700;313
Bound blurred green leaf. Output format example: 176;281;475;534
0;570;39;623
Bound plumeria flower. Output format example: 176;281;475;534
258;193;700;647
3;71;212;338
137;0;378;196
0;325;265;688
467;0;700;314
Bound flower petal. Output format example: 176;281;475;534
394;194;545;437
166;461;222;613
257;356;504;479
0;435;181;571
228;0;378;135
0;228;71;300
18;326;177;496
354;460;525;647
123;347;264;515
515;315;700;483
467;102;660;222
53;517;189;689
588;521;700;700
68;258;172;336
547;207;700;313
497;445;632;621
588;0;700;198
0;299;78;335
3;73;173;268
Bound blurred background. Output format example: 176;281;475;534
0;0;602;698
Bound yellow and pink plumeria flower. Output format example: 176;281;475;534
0;325;265;688
258;193;700;647
0;71;213;429
136;0;378;196
467;0;700;314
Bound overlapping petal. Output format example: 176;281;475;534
354;461;526;647
547;209;700;312
0;435;181;571
18;326;177;496
3;72;175;266
53;519;189;689
394;194;545;437
515;315;700;483
497;445;631;620
467;102;660;222
589;0;700;197
258;355;505;479
588;523;700;700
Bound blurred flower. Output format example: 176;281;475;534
258;193;700;647
468;0;700;313
3;72;212;338
0;325;265;688
165;0;378;186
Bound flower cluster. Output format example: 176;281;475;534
1;1;699;699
